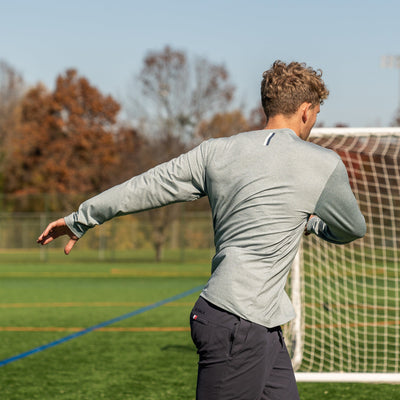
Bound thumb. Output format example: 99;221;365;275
64;238;78;255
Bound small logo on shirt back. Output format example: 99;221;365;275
264;132;276;146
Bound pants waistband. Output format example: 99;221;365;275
192;296;281;332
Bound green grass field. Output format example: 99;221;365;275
0;249;399;399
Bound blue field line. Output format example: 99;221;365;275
0;284;204;367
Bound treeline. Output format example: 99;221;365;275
0;46;266;260
0;46;265;212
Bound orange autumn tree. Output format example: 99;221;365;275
197;109;250;139
6;69;120;210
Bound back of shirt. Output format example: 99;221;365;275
199;129;364;327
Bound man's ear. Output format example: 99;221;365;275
301;102;312;123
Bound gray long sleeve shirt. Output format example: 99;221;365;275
65;129;366;328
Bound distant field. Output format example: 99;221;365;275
0;249;399;399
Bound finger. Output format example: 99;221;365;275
38;235;55;246
64;238;78;255
37;231;50;244
45;218;65;235
37;228;59;244
38;218;69;244
37;220;60;242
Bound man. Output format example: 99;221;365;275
38;60;366;400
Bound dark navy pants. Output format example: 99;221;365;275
190;297;300;400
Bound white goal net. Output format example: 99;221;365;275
285;127;400;382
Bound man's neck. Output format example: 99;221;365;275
264;114;301;136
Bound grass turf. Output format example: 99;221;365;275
0;249;399;399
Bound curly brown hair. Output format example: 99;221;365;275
260;60;329;121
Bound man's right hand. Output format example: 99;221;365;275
37;218;79;255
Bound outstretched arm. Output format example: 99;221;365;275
37;142;208;253
63;143;207;239
37;218;79;255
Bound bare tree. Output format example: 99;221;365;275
128;45;235;143
125;46;236;260
0;61;25;192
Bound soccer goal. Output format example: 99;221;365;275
285;127;400;383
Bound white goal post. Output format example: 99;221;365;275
285;127;400;383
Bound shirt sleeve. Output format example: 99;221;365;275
306;160;366;244
64;143;208;238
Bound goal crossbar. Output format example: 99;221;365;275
311;127;400;137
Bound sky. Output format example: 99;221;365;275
1;0;400;127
